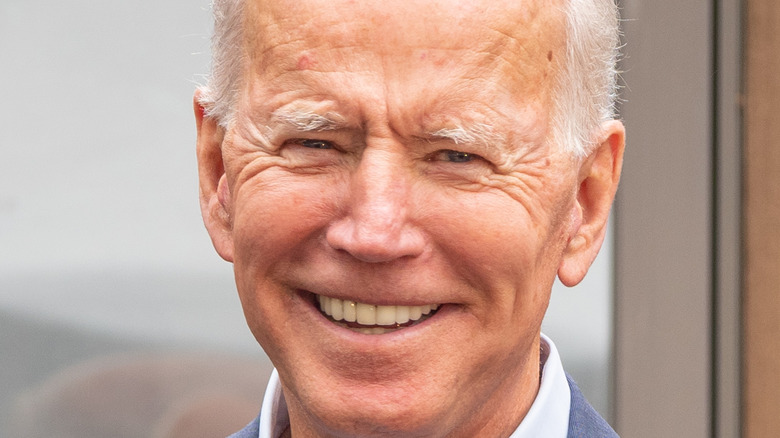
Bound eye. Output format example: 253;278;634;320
281;137;344;168
429;149;483;163
299;139;334;149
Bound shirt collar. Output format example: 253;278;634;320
258;333;570;438
508;333;571;438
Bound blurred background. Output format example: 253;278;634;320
0;2;269;436
3;0;775;437
0;1;614;436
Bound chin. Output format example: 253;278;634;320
296;384;448;438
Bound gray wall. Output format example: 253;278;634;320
614;0;742;436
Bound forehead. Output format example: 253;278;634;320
248;0;562;40
245;0;565;67
239;0;566;137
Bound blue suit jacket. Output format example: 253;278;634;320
229;376;618;437
565;376;619;437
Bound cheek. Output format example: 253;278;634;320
430;192;551;284
230;174;343;267
228;176;344;348
426;189;571;322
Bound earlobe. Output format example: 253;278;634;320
558;120;625;287
194;90;235;262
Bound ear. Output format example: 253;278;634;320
194;90;234;262
557;120;625;286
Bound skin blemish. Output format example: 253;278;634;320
417;50;447;67
547;51;553;62
297;52;317;70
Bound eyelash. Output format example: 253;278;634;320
298;139;335;149
426;149;485;164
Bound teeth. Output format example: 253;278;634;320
356;303;376;325
330;297;344;320
317;295;440;328
320;296;331;315
395;306;410;324
343;300;357;322
376;305;397;326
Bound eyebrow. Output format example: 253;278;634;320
428;122;505;147
269;108;505;148
270;109;347;132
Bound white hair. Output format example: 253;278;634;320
554;0;621;157
198;0;621;157
197;0;244;127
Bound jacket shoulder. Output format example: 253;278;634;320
567;375;619;438
227;415;260;438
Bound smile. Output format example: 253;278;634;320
316;295;440;335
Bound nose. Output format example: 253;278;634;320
326;148;426;263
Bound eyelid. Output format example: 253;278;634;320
421;134;501;161
282;137;339;149
427;149;486;164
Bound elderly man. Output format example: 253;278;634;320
195;0;624;436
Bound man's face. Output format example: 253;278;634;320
198;0;614;436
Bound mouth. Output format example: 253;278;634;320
316;294;440;335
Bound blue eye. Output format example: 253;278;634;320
433;149;480;163
300;139;333;149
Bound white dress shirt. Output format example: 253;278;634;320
258;334;570;438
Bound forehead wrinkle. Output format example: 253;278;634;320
244;0;563;148
247;3;382;75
